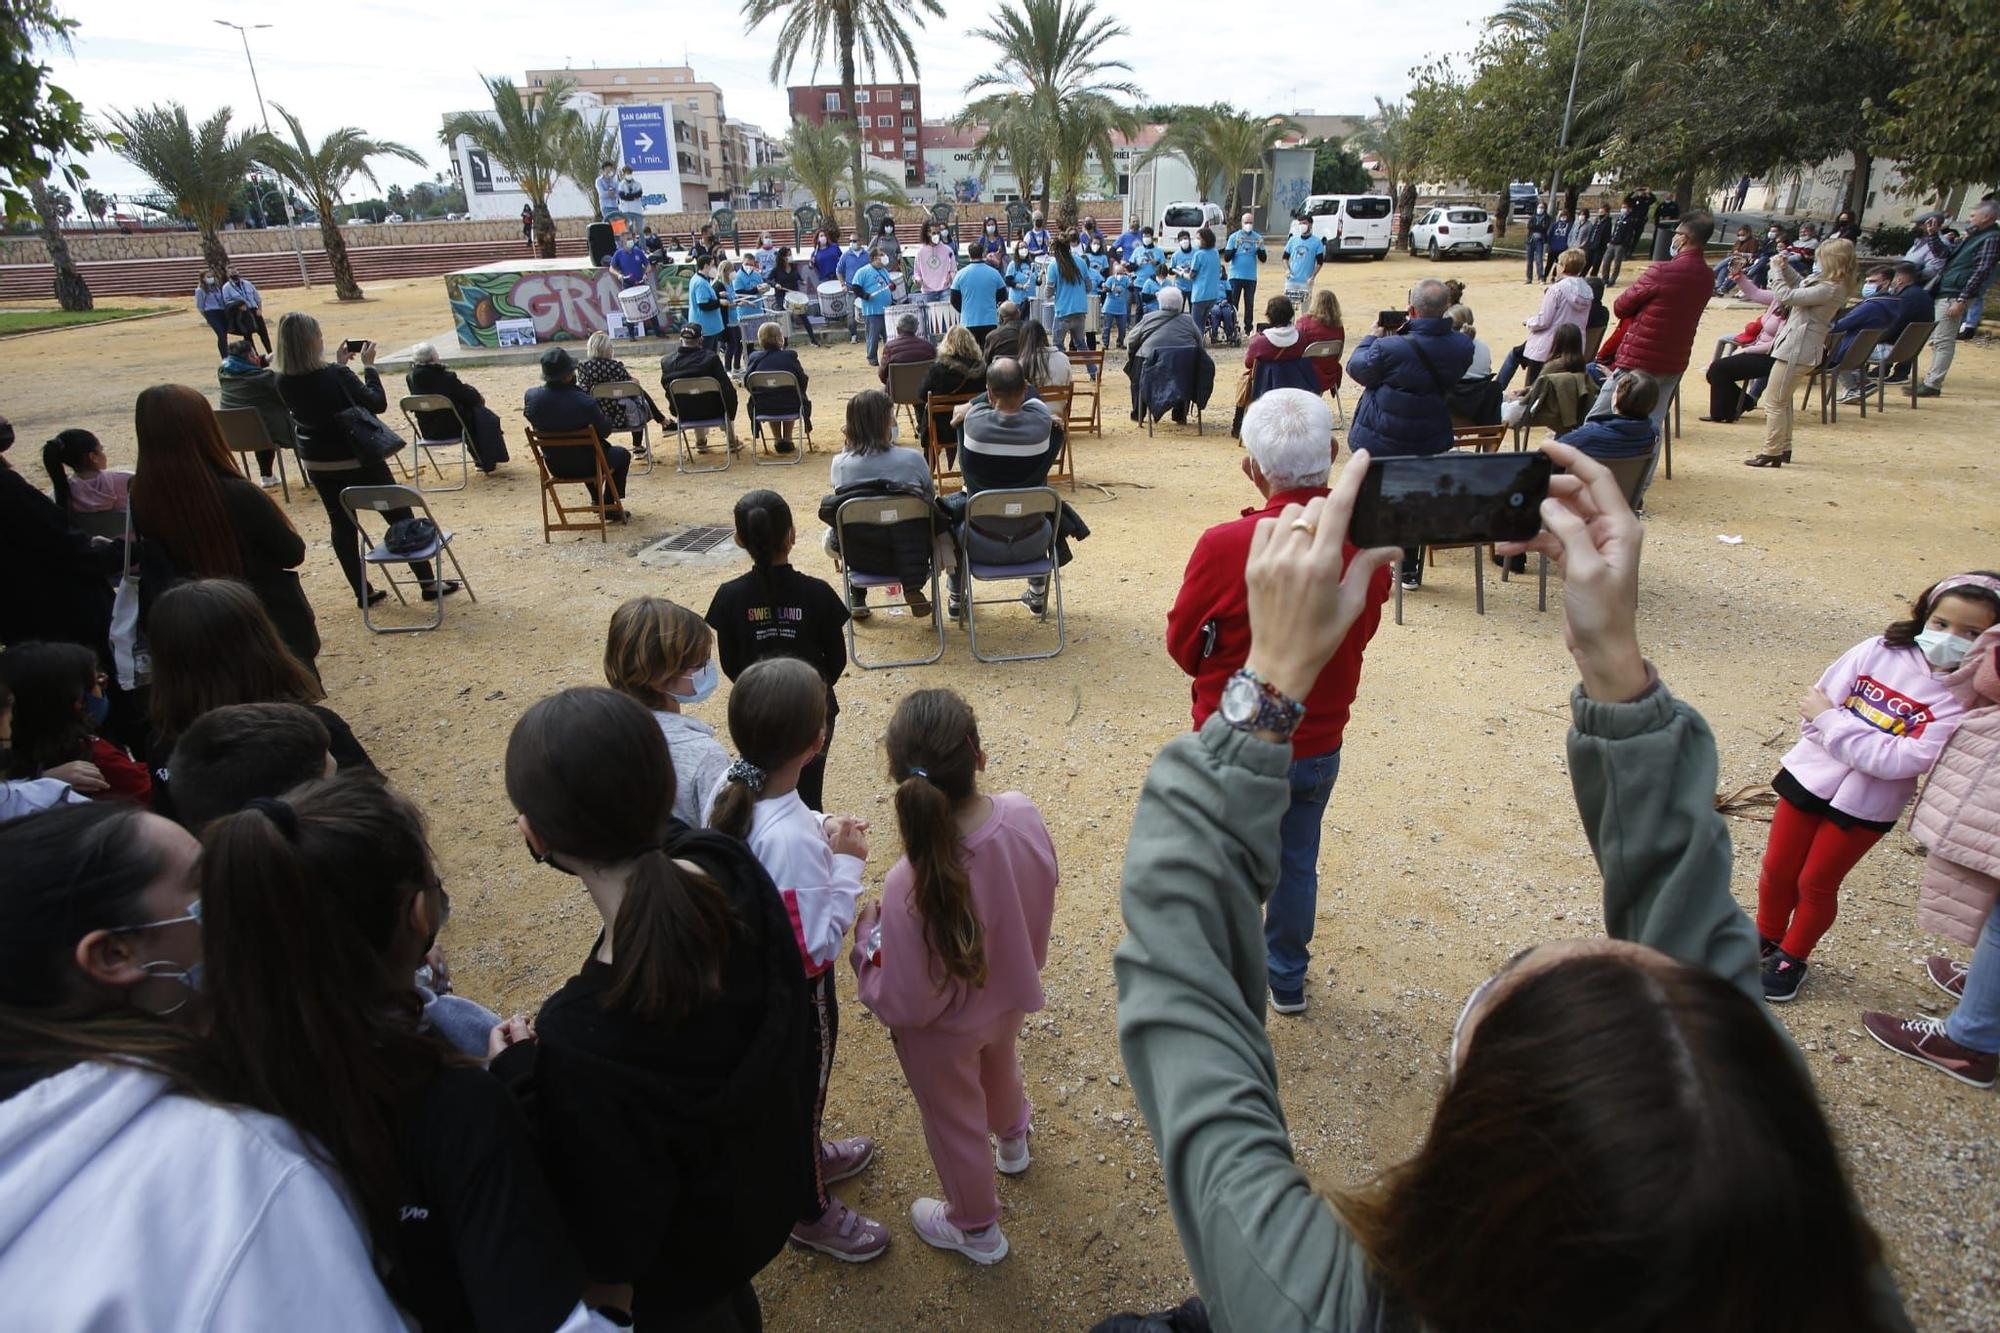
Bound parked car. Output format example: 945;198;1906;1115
1300;194;1395;260
1409;204;1494;260
383;213;404;224
1156;199;1225;243
1508;182;1541;217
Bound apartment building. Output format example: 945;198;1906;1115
786;82;924;187
526;65;732;208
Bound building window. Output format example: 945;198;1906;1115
903;142;917;159
902;115;915;130
856;90;871;104
874;114;892;128
880;140;895;155
613;75;627;85
823;92;841;112
647;76;659;83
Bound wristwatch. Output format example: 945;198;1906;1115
1218;668;1307;741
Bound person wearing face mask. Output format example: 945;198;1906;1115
1818;263;1902;387
1004;245;1039;312
811;228;841;283
1841;260;1934;400
0;801;414;1331
1116;446;1915;1333
1132;228;1164;283
1113;217;1143;263
1024;213;1050;257
0;641;149;802
603;596;731;826
1223;212;1266;334
1281;216;1324;308
687;257;728;355
1753;573;2000;1004
978;216;1004;257
754;233;778;277
851;247;898;366
915;224;957;303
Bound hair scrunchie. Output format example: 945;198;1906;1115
906;766;931;781
727;759;767;794
246;796;299;840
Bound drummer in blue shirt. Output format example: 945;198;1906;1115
1004;242;1038;311
1223;212;1265;335
1132;229;1164;282
1113;220;1143;263
1050;238;1099;369
726;260;768;374
687;257;726;354
851;247;897;366
1281;216;1325;301
1188;227;1225;342
951;245;1009;349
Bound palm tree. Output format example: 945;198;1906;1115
958;0;1141;224
440;76;581;259
1141;105;1302;222
104;102;256;276
80;186;108;229
247;105;424;301
777;119;905;223
1355;97;1422;244
557;108;621;208
27;176;90;311
743;0;946;241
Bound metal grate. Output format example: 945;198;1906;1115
653;524;735;555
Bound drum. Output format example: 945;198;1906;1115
816;280;850;319
1083;294;1102;335
784;291;811;316
1030;298;1055;333
926;301;961;339
617;284;658;324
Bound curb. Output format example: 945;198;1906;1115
0;307;181;340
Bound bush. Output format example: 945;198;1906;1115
1864;222;1914;257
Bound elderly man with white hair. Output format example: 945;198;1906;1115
1164;390;1392;1014
1124;285;1212;421
403;341;511;472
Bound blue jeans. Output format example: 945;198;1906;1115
1103;311;1128;347
865;312;886;364
1526;237;1546;282
1589;368;1680;499
1961;294;1985;334
1265;748;1342;997
1947;909;2000;1054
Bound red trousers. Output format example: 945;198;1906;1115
1754;796;1886;959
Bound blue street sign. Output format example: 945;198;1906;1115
619;106;671;172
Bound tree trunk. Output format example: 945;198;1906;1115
840;21;866;242
320;215;363;301
1674;168;1696;212
1398;182;1419;253
1846;149;1871;221
533;200;557;259
29;179;92;312
197;225;232;281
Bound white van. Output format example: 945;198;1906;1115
1300;194;1395;260
1156;200;1224;243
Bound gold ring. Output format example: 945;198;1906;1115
1289;518;1318;534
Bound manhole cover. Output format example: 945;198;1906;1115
654;524;735;554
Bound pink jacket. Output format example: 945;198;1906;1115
1781;636;1967;825
1911;625;2000;942
1523;276;1592;362
852;791;1058;1036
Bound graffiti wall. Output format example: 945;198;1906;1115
445;263;695;348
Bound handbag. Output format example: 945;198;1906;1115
384;516;439;555
108;506;150;691
337;404;406;463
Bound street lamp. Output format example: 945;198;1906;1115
1545;0;1593;214
215;18;311;288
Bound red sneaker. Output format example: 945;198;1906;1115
1925;955;1969;1000
1861;1012;1997;1089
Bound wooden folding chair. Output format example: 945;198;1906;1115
924;392;979;495
886;358;935;438
524;427;616;543
213;407;291;502
1066;351;1104;438
589;381;657;476
398;394;471;493
1039;384;1075;491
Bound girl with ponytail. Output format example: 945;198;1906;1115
199;772;607;1333
850;688;1059;1266
41;428;130;514
707;655;889;1262
503;686;818;1328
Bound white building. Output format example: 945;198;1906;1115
445;91;689;223
1715;153;1997;228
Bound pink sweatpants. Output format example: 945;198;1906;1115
892;1008;1031;1231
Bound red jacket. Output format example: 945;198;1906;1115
1609;246;1713;375
1166;487;1391;758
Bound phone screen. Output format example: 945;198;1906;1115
1377;309;1409;333
341;339;369;355
1350;452;1552;550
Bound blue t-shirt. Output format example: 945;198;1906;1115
1024;227;1051;256
837;247;870;282
1168;247;1196;292
729;270;765;326
688;274;724;336
1101;273;1132;316
608;247;649;286
952;260;1007;327
1114;229;1142;261
1133;244;1164;281
1005;260;1038;307
852;261;895;316
1284;234;1324;285
1139;277;1163;310
1190;247;1224;302
1225;228;1262;281
1051;261;1097;318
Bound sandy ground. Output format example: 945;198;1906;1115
4;251;1996;1331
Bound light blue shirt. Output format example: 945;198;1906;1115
1133;244;1164;281
1139;277;1164;310
729;269;765;327
1004;259;1038;308
1226;227;1262;281
1052;261;1098;319
1190;247;1224;302
1284;234;1324;285
688;273;724;336
595;173;619;215
952;260;1007;327
852;261;894;316
1101;273;1132;316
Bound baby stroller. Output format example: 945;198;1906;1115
1204;299;1239;347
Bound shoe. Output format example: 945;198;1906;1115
1958;327;1976;341
420;580;462;601
948;593;965;621
1910;383;1941;398
790;1197;889;1262
1759;935;1780;961
1270;987;1308;1015
1744;453;1787;468
774;440;796;454
1861;1012;1996;1089
1838;389;1865;404
1020;587;1047;617
1926;955;1969;1000
906;589;933;618
910;1198;1008;1265
605;507;631;525
1697;415;1733;423
1400;574;1422;591
820;1135;876;1185
995;1126;1031;1175
258;474;280;489
363;586;389;608
848;593;872;621
1762;948;1808;1003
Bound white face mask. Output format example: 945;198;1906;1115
1293;222;1308;236
1179;240;1192;252
666;658;719;705
1916;628;1976;670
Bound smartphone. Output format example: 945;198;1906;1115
1377;309;1409;333
1350;452;1552;550
341;339;369;356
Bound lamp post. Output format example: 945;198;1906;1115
1545;0;1593;214
215;19;311;288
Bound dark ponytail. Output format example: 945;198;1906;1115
732;487;793;609
709;657;826;841
1052;234;1082;287
886;689;985;986
199;772;448;1253
506;688;735;1025
42;429;100;513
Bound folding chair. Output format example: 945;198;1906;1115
1301;339;1346;426
1395;428;1507;626
885;358;935;438
744;370;811;464
524;427;616;543
665;377;735;474
1140;348;1205;437
1039;384;1075;492
956;486;1065;663
1808;326;1880;420
1528;453;1650;611
1869;321;1936;412
1657;377;1681;478
336;483;477;633
1508;374;1552;451
398;394;470;493
834;494;946;670
1067;351;1104;437
925;392;979;495
213;407;291;502
589;381;657;476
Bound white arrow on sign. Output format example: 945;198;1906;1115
632;132;654;154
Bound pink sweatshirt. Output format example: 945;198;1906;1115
1781;636;1967;824
852;791;1058;1035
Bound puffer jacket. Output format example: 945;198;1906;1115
1912;624;2000;943
1734;261;1848;367
1523;276;1593;361
1345;317;1476;457
1608;246;1714;375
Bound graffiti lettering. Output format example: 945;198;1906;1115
514;273;621;340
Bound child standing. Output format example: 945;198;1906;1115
851;690;1058;1265
41;429;131;514
704;490;850;811
1758;573;2000;1001
603;595;732;828
1139;271;1164;316
1101;260;1132;350
709;656;889;1262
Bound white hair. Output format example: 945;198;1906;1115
411;342;440;365
1242;389;1334;490
1157;285;1185;313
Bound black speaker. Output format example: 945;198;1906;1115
587;221;615;265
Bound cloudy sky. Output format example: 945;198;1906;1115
51;0;1495;199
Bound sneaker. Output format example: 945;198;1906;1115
1762;948;1808;1003
1020;587;1047;617
948;593;965;621
1400;574;1422;592
1926;955;1969;1000
1838;389;1865;404
821;1135;876;1185
258;474;280;489
1759;935;1780;961
1861;1012;1997;1089
790;1197;889;1262
1910;383;1941;398
910;1198;1008;1265
1270;986;1308;1015
995;1126;1031;1175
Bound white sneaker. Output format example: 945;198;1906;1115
911;1198;1008;1265
995;1127;1031;1176
258;474;279;489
